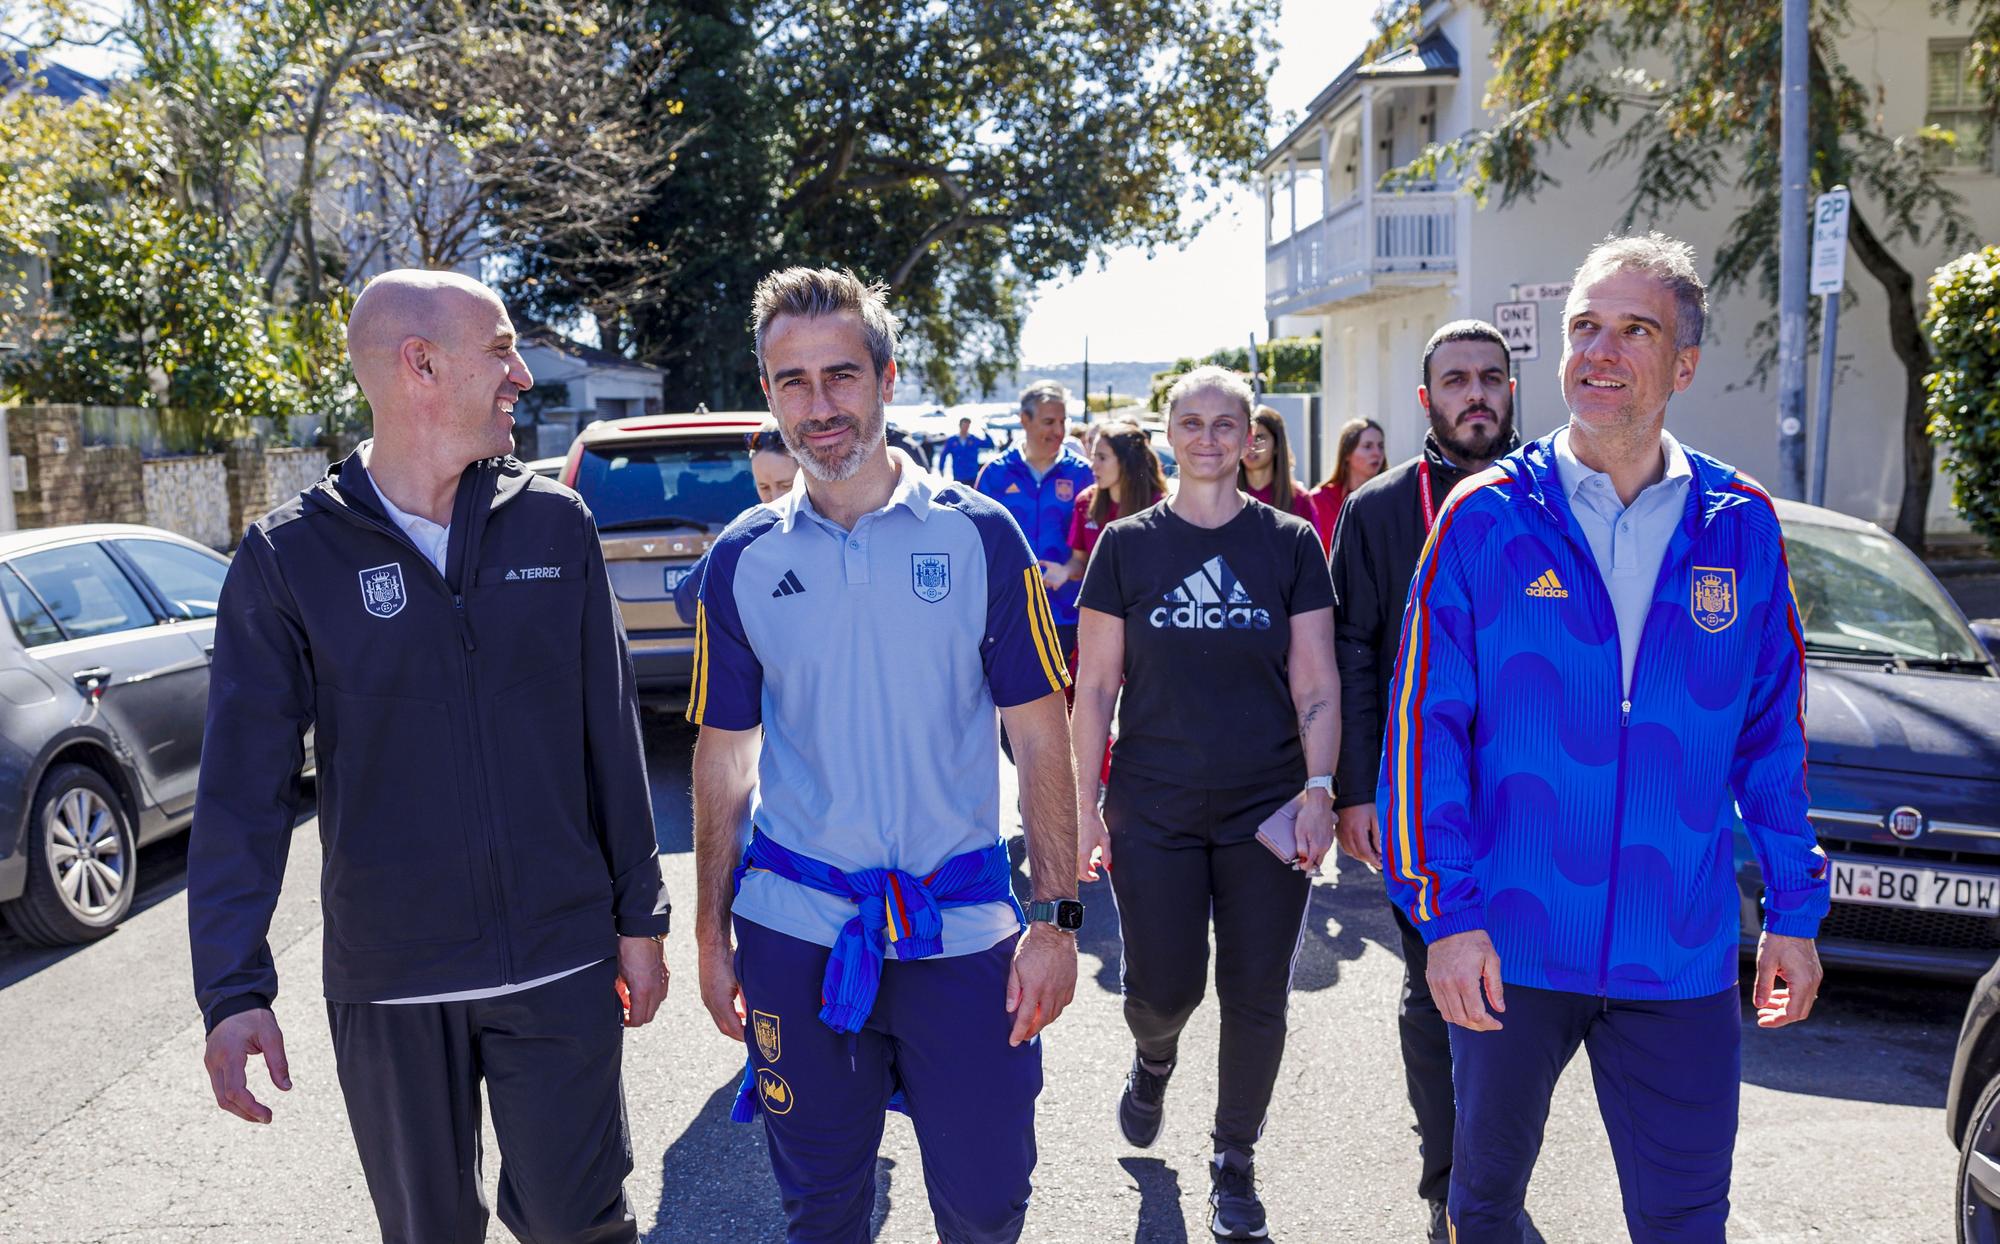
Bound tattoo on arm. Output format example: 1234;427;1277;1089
1298;698;1331;741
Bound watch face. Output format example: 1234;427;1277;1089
1056;900;1085;931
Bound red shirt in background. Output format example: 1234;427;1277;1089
1246;478;1318;528
1069;484;1119;560
1307;481;1348;554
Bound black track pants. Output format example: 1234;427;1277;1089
1103;768;1311;1157
1392;902;1456;1204
326;959;636;1244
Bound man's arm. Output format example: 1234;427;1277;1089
692;724;760;1041
1732;533;1829;1028
997;690;1078;1046
188;531;311;1121
1328;493;1385;802
1378;493;1503;1030
576;507;670;1025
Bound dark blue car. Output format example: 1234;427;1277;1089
1734;501;2000;980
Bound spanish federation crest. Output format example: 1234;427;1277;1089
911;553;950;603
1690;566;1737;633
752;1010;781;1062
1055;477;1075;503
359;562;407;619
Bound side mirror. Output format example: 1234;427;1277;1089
1973;619;2000;662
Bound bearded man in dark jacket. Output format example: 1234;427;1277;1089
1325;319;1521;1244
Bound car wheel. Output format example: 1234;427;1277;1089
1961;1073;2000;1242
0;764;136;946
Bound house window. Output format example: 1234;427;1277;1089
1927;41;1994;172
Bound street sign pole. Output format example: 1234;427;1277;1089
1776;0;1810;499
1808;185;1851;507
1249;333;1263;409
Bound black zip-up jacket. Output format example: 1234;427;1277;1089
1327;433;1485;810
190;450;668;1031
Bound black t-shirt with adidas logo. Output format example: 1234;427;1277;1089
1078;497;1335;789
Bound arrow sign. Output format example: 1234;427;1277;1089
1494;300;1539;360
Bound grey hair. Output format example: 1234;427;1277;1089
1018;378;1069;415
1570;232;1709;349
750;266;899;380
1163;364;1255;417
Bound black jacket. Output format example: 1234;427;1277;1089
190;450;668;1031
1327;434;1483;810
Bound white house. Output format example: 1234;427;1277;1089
1259;0;1999;536
515;326;667;458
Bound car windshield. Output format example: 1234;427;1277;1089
574;440;759;531
1785;519;1988;663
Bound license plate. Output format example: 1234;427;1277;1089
1829;858;2000;916
663;567;694;593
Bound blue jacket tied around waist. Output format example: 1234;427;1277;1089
730;829;1023;1121
1378;434;1830;1001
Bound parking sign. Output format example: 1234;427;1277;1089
1494;300;1538;360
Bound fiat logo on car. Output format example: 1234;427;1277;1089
1888;806;1926;841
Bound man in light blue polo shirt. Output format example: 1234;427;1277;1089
1552;424;1693;694
688;266;1081;1244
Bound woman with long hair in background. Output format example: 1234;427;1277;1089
1309;416;1386;552
1238;406;1316;526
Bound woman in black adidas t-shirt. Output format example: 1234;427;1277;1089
1072;365;1339;1241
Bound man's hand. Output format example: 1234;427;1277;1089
1006;922;1078;1047
1077;806;1112;882
1038;560;1069;593
204;1007;291;1124
698;937;746;1041
615;936;669;1029
1427;929;1505;1032
1295;791;1334;873
1753;931;1823;1028
1336;802;1382;869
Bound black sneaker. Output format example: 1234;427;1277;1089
1208;1151;1268;1240
1427;1199;1449;1244
1117;1053;1172;1148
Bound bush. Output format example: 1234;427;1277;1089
1925;247;2000;551
1149;334;1321;410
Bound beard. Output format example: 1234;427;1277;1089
1430;399;1514;464
782;401;885;482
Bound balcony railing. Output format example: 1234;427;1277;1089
1266;189;1457;313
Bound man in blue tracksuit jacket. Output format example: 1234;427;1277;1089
1380;234;1830;1243
975;380;1094;658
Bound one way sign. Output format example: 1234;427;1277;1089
1494;300;1538;360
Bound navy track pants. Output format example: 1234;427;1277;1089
733;916;1042;1244
1447;983;1741;1243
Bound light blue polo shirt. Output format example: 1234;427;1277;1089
1553;426;1693;696
688;449;1071;957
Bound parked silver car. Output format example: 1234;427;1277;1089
0;525;310;945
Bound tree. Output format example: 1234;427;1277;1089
509;0;1280;408
1925;246;2000;550
1376;0;1995;548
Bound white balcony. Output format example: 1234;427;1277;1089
1266;190;1458;318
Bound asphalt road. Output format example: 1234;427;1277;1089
0;714;1971;1243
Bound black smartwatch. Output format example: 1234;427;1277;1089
1027;899;1085;931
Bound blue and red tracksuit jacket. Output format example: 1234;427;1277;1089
1377;433;1829;1000
974;443;1094;626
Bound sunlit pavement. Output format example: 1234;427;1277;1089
0;713;1964;1242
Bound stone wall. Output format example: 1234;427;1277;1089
224;443;328;541
142;456;230;550
5;406;330;549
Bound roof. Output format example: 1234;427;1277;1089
1259;28;1460;173
573;411;769;446
0;523;220;560
517;325;665;376
0;52;109;104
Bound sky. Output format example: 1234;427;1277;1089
1016;3;1377;366
29;3;1375;367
